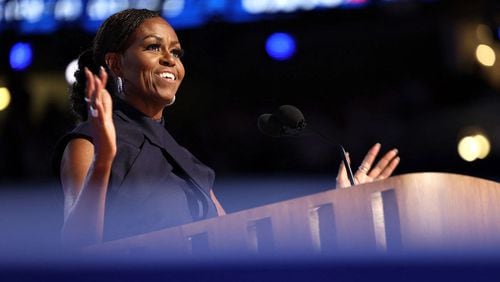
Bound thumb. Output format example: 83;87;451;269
336;153;351;189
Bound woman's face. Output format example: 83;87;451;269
119;17;185;106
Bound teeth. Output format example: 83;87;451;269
159;72;175;80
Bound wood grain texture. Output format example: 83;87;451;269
82;173;500;257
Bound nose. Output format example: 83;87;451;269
160;52;176;67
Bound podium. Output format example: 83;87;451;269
83;173;500;257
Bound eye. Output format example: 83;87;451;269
171;48;185;59
146;44;162;51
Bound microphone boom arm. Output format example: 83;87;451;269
339;144;356;187
258;105;356;187
309;127;356;187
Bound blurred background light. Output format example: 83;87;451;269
54;0;83;21
132;0;162;10
9;42;33;71
0;0;403;33
4;0;45;22
474;134;491;159
242;0;344;14
162;0;185;18
457;134;491;162
0;87;12;111
265;32;296;61
475;44;496;67
86;0;129;21
458;136;480;162
22;0;45;23
65;59;79;85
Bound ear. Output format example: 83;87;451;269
105;52;123;77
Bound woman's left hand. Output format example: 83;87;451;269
336;143;400;189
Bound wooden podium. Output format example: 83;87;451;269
84;173;500;257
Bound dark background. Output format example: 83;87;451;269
0;0;499;262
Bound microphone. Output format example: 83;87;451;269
257;105;355;187
257;105;306;137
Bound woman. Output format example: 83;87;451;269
55;9;399;248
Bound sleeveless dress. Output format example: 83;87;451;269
54;99;218;241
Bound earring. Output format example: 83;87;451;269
117;77;123;94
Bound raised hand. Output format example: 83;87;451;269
59;67;117;247
84;67;117;163
336;143;400;189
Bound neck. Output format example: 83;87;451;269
123;95;165;121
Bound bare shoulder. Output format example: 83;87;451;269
61;138;94;169
60;139;95;210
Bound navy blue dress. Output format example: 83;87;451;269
54;100;218;241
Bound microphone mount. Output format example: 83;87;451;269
257;105;355;187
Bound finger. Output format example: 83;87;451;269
99;66;108;87
94;74;103;98
377;156;400;180
99;67;110;107
93;75;106;117
336;153;351;188
84;68;99;118
368;148;398;178
358;143;381;173
345;152;359;185
336;162;347;188
84;68;95;102
337;159;346;180
98;67;113;107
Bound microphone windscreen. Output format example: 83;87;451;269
276;105;306;130
257;114;282;137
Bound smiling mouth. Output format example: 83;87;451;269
158;72;176;80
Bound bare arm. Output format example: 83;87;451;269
60;67;116;247
60;139;113;247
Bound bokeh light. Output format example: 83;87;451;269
475;44;496;67
65;59;79;85
9;42;33;71
86;0;129;21
54;0;83;21
457;134;491;162
265;32;296;61
474;134;491;159
0;87;12;111
162;0;185;17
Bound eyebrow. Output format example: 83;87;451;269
143;35;180;46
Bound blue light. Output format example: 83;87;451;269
9;42;33;71
265;32;296;61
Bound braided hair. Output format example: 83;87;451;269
71;9;161;121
